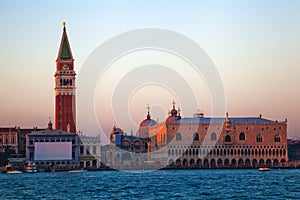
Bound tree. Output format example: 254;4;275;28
0;147;16;166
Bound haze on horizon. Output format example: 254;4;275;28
0;0;299;140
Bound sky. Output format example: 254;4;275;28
0;0;299;139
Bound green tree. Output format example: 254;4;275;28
0;147;16;166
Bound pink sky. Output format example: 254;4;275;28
0;1;299;139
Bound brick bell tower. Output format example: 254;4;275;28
54;22;76;133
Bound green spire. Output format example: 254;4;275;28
60;35;71;59
58;22;72;60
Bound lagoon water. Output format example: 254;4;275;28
0;169;299;199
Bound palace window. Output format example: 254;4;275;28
274;134;281;143
211;132;217;141
176;132;182;141
256;134;262;142
80;146;84;154
225;135;231;142
193;132;199;141
86;147;90;155
239;132;245;141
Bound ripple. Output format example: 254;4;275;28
0;169;299;199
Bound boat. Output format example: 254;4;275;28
258;167;271;171
5;164;22;174
68;169;87;173
7;170;22;174
24;162;38;173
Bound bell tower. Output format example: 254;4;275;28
54;22;76;133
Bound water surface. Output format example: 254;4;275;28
0;169;299;199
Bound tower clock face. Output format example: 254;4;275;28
63;65;69;70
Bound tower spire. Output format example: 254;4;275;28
57;22;73;61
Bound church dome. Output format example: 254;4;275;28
165;101;181;123
166;115;177;123
139;112;157;127
140;118;157;127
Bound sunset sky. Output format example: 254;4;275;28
0;0;299;139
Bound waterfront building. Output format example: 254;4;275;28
0;128;19;155
78;134;101;169
26;120;79;171
25;120;102;171
0;127;45;170
109;102;288;169
17;127;45;158
109;126;150;169
100;144;110;166
0;127;44;157
287;139;300;167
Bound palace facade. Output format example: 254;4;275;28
109;103;288;169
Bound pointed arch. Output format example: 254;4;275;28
225;135;231;142
239;132;245;140
176;132;182;141
256;134;262;142
274;134;281;142
211;132;217;140
193;132;199;141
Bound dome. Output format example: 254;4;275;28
166;115;177;123
170;100;178;116
166;115;181;123
140;118;157;127
139;109;157;127
166;101;181;123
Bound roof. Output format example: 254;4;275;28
19;128;44;134
57;26;73;60
120;135;138;141
0;127;18;132
140;118;157;127
79;135;101;142
168;117;281;125
0;127;44;133
29;128;76;136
